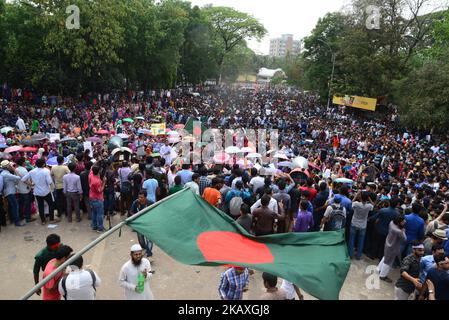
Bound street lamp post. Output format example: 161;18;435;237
317;39;336;110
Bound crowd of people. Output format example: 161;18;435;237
1;85;449;300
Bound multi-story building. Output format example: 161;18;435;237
269;34;302;57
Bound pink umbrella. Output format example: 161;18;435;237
5;146;23;153
237;159;253;168
174;124;185;129
213;152;231;164
96;129;110;135
87;136;103;143
309;162;321;171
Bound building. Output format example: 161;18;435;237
269;34;302;57
257;68;287;84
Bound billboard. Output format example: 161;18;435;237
333;95;377;111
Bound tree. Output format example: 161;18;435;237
393;58;449;131
302;12;346;101
179;5;218;85
204;6;267;83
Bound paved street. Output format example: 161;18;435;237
0;215;398;300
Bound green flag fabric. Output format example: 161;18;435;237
184;118;207;135
127;189;350;300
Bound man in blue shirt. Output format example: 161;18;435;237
369;197;400;259
218;267;249;300
403;203;425;258
176;164;193;186
142;170;159;204
420;244;445;284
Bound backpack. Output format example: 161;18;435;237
61;269;96;300
229;192;243;217
327;204;346;231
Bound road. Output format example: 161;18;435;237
0;214;398;300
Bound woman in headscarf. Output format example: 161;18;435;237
31;148;45;165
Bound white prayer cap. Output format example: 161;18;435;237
130;244;143;252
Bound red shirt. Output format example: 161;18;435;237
42;258;63;300
299;187;317;201
89;171;104;201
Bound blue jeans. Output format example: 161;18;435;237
348;226;366;259
137;232;153;257
90;200;104;231
18;193;32;221
6;194;20;225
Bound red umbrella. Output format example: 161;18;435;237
96;129;110;135
19;147;38;153
174;124;185;129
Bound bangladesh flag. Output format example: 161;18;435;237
184;118;208;136
127;189;350;300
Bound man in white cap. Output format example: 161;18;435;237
118;244;154;300
394;240;425;300
0;160;24;226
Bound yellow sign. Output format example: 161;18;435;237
333;95;377;111
151;123;166;136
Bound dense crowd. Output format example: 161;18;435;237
1;85;448;300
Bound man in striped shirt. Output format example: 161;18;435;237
218;266;249;300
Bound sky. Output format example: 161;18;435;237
189;0;351;54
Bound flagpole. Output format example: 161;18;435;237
20;189;190;300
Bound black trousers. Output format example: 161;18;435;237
55;189;66;217
36;193;55;222
0;198;6;229
370;230;387;260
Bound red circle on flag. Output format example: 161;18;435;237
197;231;274;264
193;127;202;136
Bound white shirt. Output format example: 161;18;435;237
431;146;440;154
21;167;53;197
16;118;26;131
15;166;31;194
58;267;102;300
119;259;154;300
185;181;200;195
250;198;278;214
250;176;265;193
280;280;296;300
231;177;242;190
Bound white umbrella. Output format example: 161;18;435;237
167;131;179;136
335;178;354;184
111;147;133;156
240;147;254;153
273;152;289;160
225;146;241;154
292;156;309;169
246;152;262;158
117;133;129;139
277;161;293;168
1;127;14;134
135;116;145;120
60;137;77;142
168;136;180;144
